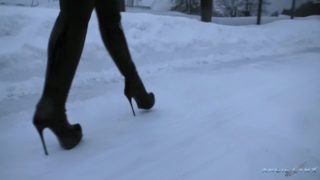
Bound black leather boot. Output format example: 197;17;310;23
34;98;82;155
34;2;92;155
96;16;155;115
124;74;155;116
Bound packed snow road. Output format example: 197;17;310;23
0;6;319;180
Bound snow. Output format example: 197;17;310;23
0;5;320;180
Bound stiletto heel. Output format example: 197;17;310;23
35;125;49;155
127;96;136;116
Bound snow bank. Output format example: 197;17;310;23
1;6;319;104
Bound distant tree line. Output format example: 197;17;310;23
171;0;320;18
171;0;270;17
282;0;320;17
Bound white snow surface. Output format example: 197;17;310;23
0;5;320;180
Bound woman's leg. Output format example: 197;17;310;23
34;0;94;155
95;0;136;77
40;0;94;108
95;0;155;115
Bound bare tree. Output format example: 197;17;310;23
215;0;270;17
172;0;201;14
291;0;296;19
215;0;243;16
257;0;263;24
201;0;213;22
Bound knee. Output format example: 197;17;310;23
61;11;92;28
97;14;121;28
72;14;91;28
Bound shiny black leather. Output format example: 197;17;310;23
34;0;154;155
